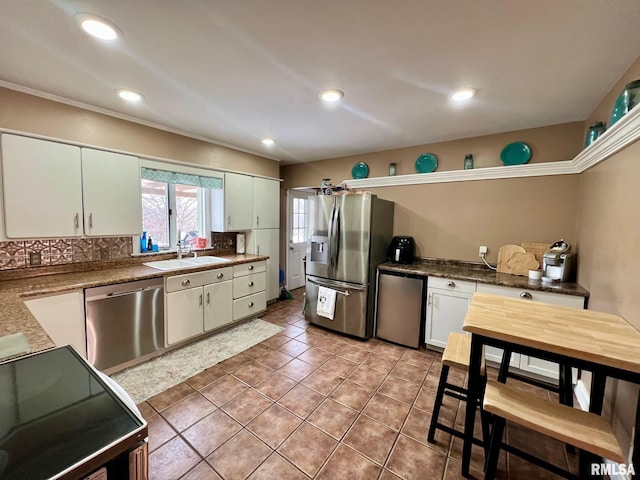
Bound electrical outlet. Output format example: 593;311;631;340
100;247;110;260
29;252;41;266
479;245;488;257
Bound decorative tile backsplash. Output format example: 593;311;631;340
0;233;238;271
0;237;133;270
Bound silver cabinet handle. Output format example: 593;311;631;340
206;292;210;305
446;281;455;287
256;215;259;227
227;215;231;228
248;301;254;307
520;291;533;299
182;279;191;286
248;281;254;287
199;294;203;306
217;273;224;279
248;265;254;270
257;246;260;255
89;213;93;228
74;213;79;229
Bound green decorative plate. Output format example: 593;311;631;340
351;161;369;179
500;142;531;166
415;153;438;173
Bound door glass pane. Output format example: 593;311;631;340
141;179;169;247
291;197;309;244
175;184;200;247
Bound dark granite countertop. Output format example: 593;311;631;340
0;254;268;353
378;259;589;298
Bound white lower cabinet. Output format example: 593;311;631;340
475;283;586;380
204;281;233;331
24;290;86;357
425;277;476;349
166;267;233;345
233;261;267;321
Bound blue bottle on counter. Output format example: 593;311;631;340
140;231;147;252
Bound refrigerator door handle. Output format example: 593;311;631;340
307;276;366;294
329;202;340;275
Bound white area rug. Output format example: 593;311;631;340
111;319;283;404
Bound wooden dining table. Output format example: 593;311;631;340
461;292;640;478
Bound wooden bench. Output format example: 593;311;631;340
427;333;487;446
482;380;625;479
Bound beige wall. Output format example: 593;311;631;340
575;54;640;460
281;122;583;264
0;87;280;178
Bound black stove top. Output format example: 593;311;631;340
0;346;145;479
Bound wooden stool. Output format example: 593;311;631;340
427;333;488;448
482;380;625;479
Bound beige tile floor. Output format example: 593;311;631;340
139;288;577;480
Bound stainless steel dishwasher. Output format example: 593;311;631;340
85;278;165;371
374;270;425;348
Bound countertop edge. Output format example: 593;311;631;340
377;262;589;298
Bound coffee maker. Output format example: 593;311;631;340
542;239;575;282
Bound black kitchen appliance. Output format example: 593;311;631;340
387;236;415;264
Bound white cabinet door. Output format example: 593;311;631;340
204;281;233;331
253;228;280;301
425;280;475;349
24;290;86;357
166;287;204;345
1;134;83;238
476;283;585;379
81;148;142;236
211;173;253;231
253;177;280;229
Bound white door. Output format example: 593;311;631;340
254;228;280;301
1;134;83;238
425;288;473;349
254;177;280;229
286;190;313;290
166;287;204;345
204;281;233;331
81;148;142;236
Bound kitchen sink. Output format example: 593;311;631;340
185;256;231;265
143;256;231;271
143;259;196;270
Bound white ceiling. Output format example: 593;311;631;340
1;1;640;165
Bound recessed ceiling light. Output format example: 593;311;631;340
117;89;143;102
261;138;275;146
450;88;477;102
75;14;121;41
320;89;344;102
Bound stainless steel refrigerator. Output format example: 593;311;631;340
304;192;394;338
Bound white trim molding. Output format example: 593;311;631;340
342;105;640;189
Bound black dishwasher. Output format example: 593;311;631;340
374;270;426;348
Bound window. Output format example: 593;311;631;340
140;167;221;250
291;197;309;243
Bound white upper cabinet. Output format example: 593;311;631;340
81;148;142;236
211;172;254;231
1;134;84;238
0;135;142;239
253;177;280;229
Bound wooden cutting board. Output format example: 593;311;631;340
521;242;550;264
507;252;540;276
496;245;526;273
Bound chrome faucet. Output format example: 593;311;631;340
176;238;183;259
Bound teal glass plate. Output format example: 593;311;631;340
415;153;438;173
500;142;531;166
351;161;369;179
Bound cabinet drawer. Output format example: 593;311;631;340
233;272;266;299
233;291;266;320
476;283;585;308
166;267;232;293
233;261;266;277
428;277;476;294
